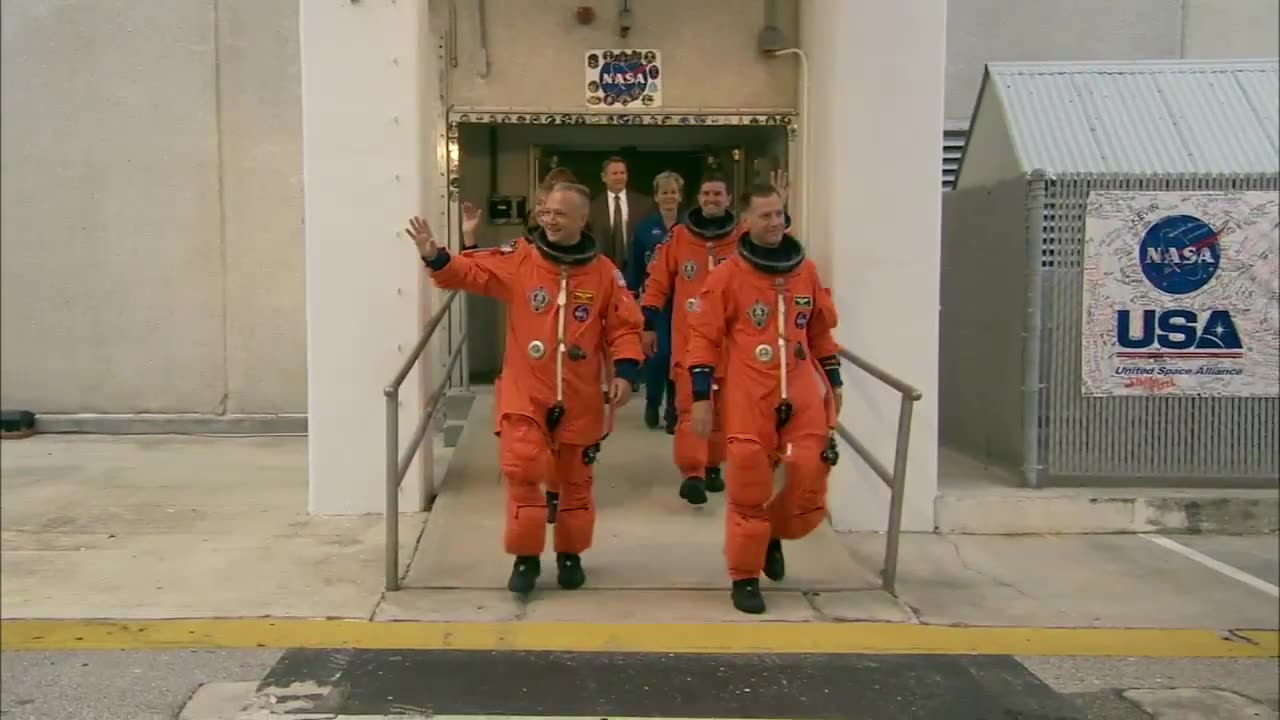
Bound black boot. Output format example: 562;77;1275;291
664;413;677;435
731;578;766;614
508;555;540;594
545;491;559;524
556;552;586;590
764;538;785;582
704;466;725;493
679;476;708;505
644;405;660;429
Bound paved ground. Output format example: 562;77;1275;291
1;390;1277;718
2;648;1277;719
0;649;281;720
3;392;1274;628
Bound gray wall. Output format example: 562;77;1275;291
0;0;304;414
945;0;1279;121
444;0;800;111
1;0;1274;414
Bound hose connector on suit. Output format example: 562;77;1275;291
775;399;794;430
545;490;559;524
546;402;566;432
821;433;839;466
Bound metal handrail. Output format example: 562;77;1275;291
384;288;466;592
832;348;923;596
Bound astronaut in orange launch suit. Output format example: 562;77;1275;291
640;173;742;505
406;183;643;595
685;183;844;615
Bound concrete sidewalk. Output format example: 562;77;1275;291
1;393;1276;638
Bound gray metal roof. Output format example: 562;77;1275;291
981;58;1279;175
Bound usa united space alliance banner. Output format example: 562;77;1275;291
1081;190;1279;397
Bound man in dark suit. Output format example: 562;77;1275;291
588;156;655;271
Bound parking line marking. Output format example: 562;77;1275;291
1;619;1276;657
1141;533;1279;598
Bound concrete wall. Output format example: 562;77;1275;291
1183;0;1280;58
945;0;1280;122
802;0;946;533
301;0;442;515
0;0;304;415
445;0;799;110
4;0;1275;419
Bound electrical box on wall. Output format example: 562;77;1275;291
486;195;527;225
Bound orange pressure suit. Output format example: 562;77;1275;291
424;229;643;593
686;232;843;614
474;235;533;437
640;208;744;504
479;234;616;524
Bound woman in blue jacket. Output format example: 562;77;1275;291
625;171;685;432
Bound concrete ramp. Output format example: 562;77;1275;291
405;390;876;591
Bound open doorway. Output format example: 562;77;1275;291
537;148;731;210
452;113;794;383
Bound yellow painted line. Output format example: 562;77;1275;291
1;620;1276;657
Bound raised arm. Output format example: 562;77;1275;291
460;202;481;251
407;215;514;301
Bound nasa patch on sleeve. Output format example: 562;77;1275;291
614;269;627;287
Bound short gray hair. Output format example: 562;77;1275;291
652;171;684;195
551;182;591;211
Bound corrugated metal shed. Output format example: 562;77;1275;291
977;58;1279;176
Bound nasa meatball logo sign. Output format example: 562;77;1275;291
585;49;662;109
1081;191;1279;397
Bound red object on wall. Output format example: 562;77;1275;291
576;6;595;25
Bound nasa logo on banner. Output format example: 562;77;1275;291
585;49;662;109
1081;191;1279;397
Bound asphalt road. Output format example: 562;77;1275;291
2;532;1274;719
0;648;281;720
3;647;1277;720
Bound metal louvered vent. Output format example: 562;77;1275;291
942;123;969;190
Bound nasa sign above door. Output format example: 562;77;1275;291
585;49;662;109
1081;190;1280;397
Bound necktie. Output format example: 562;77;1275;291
612;194;624;259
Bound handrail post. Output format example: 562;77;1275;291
882;392;916;595
381;288;469;595
459;299;471;393
385;388;400;592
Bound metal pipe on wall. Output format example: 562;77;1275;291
768;48;808;240
1021;172;1048;488
447;0;458;68
618;0;634;39
476;0;490;78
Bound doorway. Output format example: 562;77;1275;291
536;148;736;210
452;115;794;384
